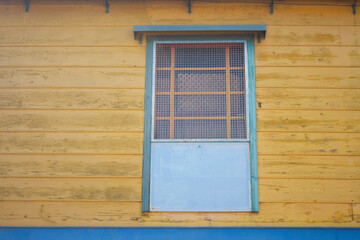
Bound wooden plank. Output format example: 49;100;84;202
142;203;355;227
0;26;139;46
354;203;360;223
258;132;360;155
257;110;360;133
270;0;354;4
340;26;360;46
0;155;142;177
0;132;143;154
225;46;231;138
0;0;146;5
169;46;175;139
141;37;155;212
0;202;356;226
0;68;145;88
256;67;360;88
0;201;141;226
256;88;360;110
148;2;359;26
247;36;259;212
0;2;150;27
255;46;360;67
259;179;360;203
256;26;341;46
0;47;145;67
0;178;142;201
1;1;357;27
0;110;144;131
258;155;360;179
0;89;144;110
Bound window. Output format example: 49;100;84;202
143;35;258;212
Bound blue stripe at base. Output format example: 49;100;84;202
0;227;359;240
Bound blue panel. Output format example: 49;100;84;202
133;25;266;33
133;25;266;42
0;227;359;240
150;142;251;211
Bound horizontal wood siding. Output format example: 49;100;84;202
0;89;145;110
0;68;146;88
0;202;355;227
0;0;359;227
0;155;143;177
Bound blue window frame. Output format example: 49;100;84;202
142;35;258;212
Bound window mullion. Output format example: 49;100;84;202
225;46;231;139
170;46;176;139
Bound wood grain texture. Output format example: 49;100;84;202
0;89;144;110
256;26;341;46
1;1;358;27
0;0;359;228
0;178;142;201
0;202;356;227
1;88;359;111
0;26;138;46
255;46;360;67
0;68;145;88
0;47;146;67
1;177;357;203
259;179;360;203
340;26;360;46
0;132;143;154
0;2;150;27
0;155;142;177
0;110;144;131
256;67;360;88
257;110;360;132
148;3;360;26
141;203;355;227
258;132;360;155
0;26;348;47
256;88;360;110
258;155;360;179
354;204;360;223
0;201;141;226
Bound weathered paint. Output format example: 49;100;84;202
0;202;357;227
0;0;359;228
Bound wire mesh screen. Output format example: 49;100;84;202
154;42;247;140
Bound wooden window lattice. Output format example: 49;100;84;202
154;43;247;140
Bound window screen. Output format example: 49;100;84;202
154;43;247;140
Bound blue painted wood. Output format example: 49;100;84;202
246;35;259;212
142;36;155;212
134;25;266;33
24;0;29;12
104;0;109;14
0;227;359;240
133;25;267;41
143;35;259;212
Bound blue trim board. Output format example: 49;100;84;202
133;25;267;43
133;24;266;33
246;35;259;212
141;35;155;212
0;227;359;240
142;35;259;212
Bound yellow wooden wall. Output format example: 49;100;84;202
0;0;359;227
